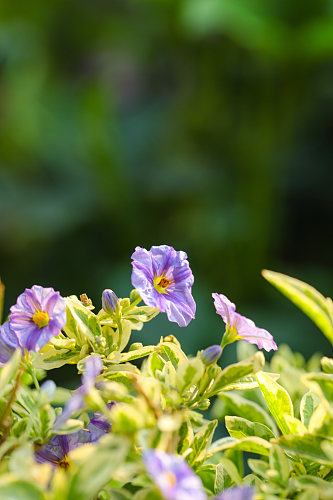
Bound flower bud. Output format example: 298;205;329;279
102;289;119;315
41;380;56;400
201;345;222;365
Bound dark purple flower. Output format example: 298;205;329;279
9;285;66;352
102;289;119;315
215;486;254;500
87;402;114;442
55;354;103;428
35;431;92;468
0;322;21;366
144;450;206;500
212;293;277;352
131;245;196;327
201;345;222;365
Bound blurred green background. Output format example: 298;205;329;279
1;0;332;367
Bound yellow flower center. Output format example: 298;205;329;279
58;457;70;469
153;275;172;294
32;311;49;328
163;471;177;487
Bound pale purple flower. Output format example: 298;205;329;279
144;450;206;500
215;486;254;500
131;245;196;327
35;431;92;468
213;293;277;352
87;402;114;442
55;354;103;428
9;285;66;352
0;322;21;366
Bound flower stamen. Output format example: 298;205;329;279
163;471;177;487
153;275;172;294
32;311;50;328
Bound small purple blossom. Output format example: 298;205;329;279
144;450;206;500
87;402;114;442
55;354;103;428
35;431;92;468
201;345;222;365
131;245;196;327
0;322;21;366
9;285;66;352
212;293;277;352
215;486;254;500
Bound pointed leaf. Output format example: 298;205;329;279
256;371;294;435
262;270;333;344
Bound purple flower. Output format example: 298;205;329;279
55;354;103;428
215;486;254;500
87;402;114;442
144;450;206;500
0;322;21;366
9;285;66;352
131;245;196;327
201;345;222;365
35;431;92;468
212;293;277;352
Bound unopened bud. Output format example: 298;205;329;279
201;345;222;365
102;289;119;315
41;380;56;400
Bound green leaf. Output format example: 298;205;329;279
274;434;333;465
300;391;320;427
177;418;194;454
187;419;217;467
302;373;333;409
262;270;333;344
269;444;289;486
221;372;279;391
248;459;269;478
120;346;156;363
213;392;278;435
159;342;187;368
207;352;265;396
68;435;129;500
256;371;294;435
64;296;102;345
0;349;21;399
308;403;333;436
225;416;275;441
34;349;82;370
176;358;205;394
52;419;84;435
209;436;271;456
123;306;159;323
0;478;45;500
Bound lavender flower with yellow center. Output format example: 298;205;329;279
131;245;196;327
212;293;277;352
144;450;206;500
35;431;92;469
9;285;66;352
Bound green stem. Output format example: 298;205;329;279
117;319;123;350
122;296;142;313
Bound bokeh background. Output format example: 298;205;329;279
1;1;332;377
